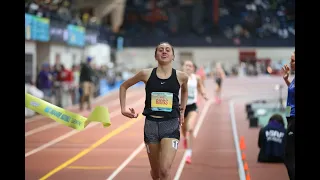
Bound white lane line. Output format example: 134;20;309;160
173;99;214;180
25;122;60;137
229;101;246;180
106;143;145;180
105;99;214;180
25;98;145;158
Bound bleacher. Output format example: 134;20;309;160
120;0;295;47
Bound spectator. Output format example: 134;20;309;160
57;1;72;22
257;114;286;163
56;64;73;83
71;65;80;104
36;63;53;102
79;57;95;111
82;12;90;25
55;64;73;107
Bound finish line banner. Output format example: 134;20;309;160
25;93;111;130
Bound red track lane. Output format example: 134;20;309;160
26;76;289;180
113;99;206;180
25;106;145;179
225;76;288;180
25;88;143;131
178;103;239;180
26;120;57;132
25;89;145;180
50;112;146;180
234;102;288;180
25;90;145;155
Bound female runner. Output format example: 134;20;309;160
181;60;208;164
119;42;188;180
212;62;225;103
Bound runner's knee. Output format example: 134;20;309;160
182;122;187;131
159;167;170;179
150;169;160;179
187;128;194;134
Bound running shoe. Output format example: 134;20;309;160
215;97;221;104
217;98;221;104
186;155;192;164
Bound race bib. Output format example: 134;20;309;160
151;92;173;112
188;88;195;99
285;106;291;117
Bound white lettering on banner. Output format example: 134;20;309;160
265;130;284;143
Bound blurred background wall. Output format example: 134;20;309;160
25;0;295;115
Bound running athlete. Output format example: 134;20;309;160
196;65;206;85
119;42;189;180
282;51;295;180
212;62;225;103
181;60;208;164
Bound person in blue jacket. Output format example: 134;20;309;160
282;50;295;180
258;114;286;163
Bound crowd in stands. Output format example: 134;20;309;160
221;0;295;40
121;0;295;40
25;0;295;46
25;0;100;28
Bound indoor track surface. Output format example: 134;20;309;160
25;76;289;180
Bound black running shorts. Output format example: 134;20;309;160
144;118;180;144
216;78;222;87
184;103;198;118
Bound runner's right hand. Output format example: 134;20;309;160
179;114;184;126
282;65;290;80
203;93;208;101
179;106;185;126
121;108;139;118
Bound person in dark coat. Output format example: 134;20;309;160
258;114;286;163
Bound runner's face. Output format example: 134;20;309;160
155;43;174;64
290;52;295;70
183;60;194;74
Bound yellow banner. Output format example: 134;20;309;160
25;93;111;130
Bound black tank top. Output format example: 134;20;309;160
142;68;180;120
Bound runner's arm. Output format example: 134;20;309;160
283;78;291;87
210;71;214;79
179;72;189;113
119;69;148;111
221;69;226;79
196;75;207;99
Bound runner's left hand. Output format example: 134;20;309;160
121;108;139;119
202;93;208;101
